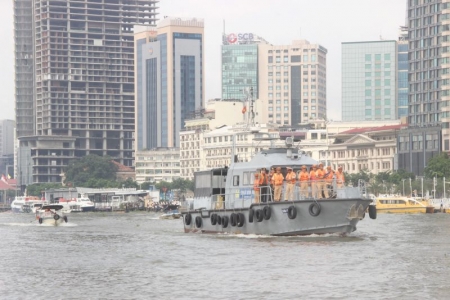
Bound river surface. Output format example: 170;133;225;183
0;211;449;299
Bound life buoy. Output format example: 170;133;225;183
237;213;245;227
217;215;222;225
222;216;229;228
288;205;297;219
185;213;192;225
38;218;43;224
248;209;254;223
211;214;217;225
368;205;377;219
255;209;264;222
63;216;68;223
195;216;202;228
309;203;321;217
263;206;271;220
53;214;60;221
230;213;237;227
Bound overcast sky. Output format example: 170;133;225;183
0;0;407;121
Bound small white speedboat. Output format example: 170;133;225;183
35;205;68;226
159;205;182;219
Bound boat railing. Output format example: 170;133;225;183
182;180;366;211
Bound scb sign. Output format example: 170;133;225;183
227;33;254;44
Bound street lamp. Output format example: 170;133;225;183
402;179;406;196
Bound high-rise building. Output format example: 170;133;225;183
221;33;269;101
134;17;204;150
342;41;397;121
396;1;444;175
15;0;159;184
259;40;327;125
398;26;409;119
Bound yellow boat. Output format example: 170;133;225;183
374;195;434;214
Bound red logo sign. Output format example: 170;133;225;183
227;33;237;44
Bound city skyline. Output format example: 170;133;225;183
1;0;406;121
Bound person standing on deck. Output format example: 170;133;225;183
268;167;275;202
316;163;326;199
259;168;269;202
324;166;334;198
336;166;345;189
298;165;310;198
272;167;284;202
310;165;318;198
284;167;296;201
253;173;261;203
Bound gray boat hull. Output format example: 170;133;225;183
182;198;371;236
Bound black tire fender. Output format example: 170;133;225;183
38;218;43;224
185;213;192;225
237;213;245;227
263;206;271;220
211;214;217;225
53;214;60;221
217;215;222;225
222;216;229;228
255;209;264;222
309;203;321;217
288;205;297;219
248;209;254;223
195;216;202;228
230;213;237;227
368;205;377;219
63;216;68;223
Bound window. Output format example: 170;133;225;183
384;108;391;115
291;55;301;62
365;54;371;61
242;172;253;186
365;64;371;69
268;56;273;63
385;63;391;68
365;72;371;77
384;99;391;105
375;99;381;106
375;89;381;96
365;90;372;96
365;99;371;106
385;89;391;96
375;63;381;69
385;71;390;76
303;106;308;111
385;79;390;86
384;53;390;60
375;108;381;115
365;80;372;87
233;175;240;186
283;56;289;62
375;54;381;60
269;72;273;76
303;55;308;62
375;79;381;86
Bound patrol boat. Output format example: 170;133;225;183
181;137;376;236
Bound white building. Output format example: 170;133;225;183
135;148;180;184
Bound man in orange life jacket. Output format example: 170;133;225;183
335;166;345;189
298;165;310;198
316;163;326;199
309;165;318;198
272;167;284;202
284;167;296;201
259;168;269;202
253;173;260;203
324;165;334;198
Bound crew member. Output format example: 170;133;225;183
268;167;275;202
310;165;318;198
336;166;345;189
272;167;284;202
253;173;261;203
259;168;269;202
316;163;325;199
324;165;334;198
298;165;310;198
284;167;296;201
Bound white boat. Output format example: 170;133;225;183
58;195;95;212
159;205;182;219
77;196;95;212
35;205;68;226
11;196;47;213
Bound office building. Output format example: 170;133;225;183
398;26;409;119
342;41;397;121
221;33;269;101
259;40;327;125
14;0;159;184
135;17;204;150
397;1;445;175
135;147;180;183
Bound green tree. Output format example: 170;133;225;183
26;183;64;197
64;155;118;187
424;153;450;179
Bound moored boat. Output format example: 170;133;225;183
181;139;376;236
35;205;68;226
374;195;434;214
159;205;182;219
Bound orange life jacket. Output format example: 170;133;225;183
273;173;284;186
285;172;296;184
336;171;345;184
259;173;268;185
310;170;317;181
316;169;325;180
299;171;309;182
325;171;334;183
253;179;260;191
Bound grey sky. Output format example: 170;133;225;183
0;0;406;121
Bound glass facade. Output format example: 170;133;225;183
222;44;258;100
180;55;196;138
342;41;397;121
159;33;168;147
397;42;408;118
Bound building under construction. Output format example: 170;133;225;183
14;0;159;184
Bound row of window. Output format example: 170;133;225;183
365;89;391;96
365;79;392;86
333;147;394;159
364;53;391;61
365;71;391;77
365;108;391;116
365;63;391;69
365;99;391;106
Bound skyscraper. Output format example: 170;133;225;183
134;17;204;150
14;0;159;184
342;41;397;121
